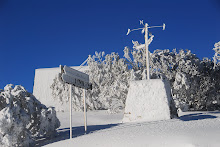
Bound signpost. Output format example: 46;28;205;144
61;65;92;90
60;65;92;139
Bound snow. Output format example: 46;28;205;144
123;79;176;123
33;66;88;112
38;110;220;147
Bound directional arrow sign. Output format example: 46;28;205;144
61;65;92;90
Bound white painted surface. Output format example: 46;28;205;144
123;79;172;123
33;66;88;112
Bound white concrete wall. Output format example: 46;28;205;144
33;66;88;111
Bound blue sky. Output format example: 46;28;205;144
0;0;220;92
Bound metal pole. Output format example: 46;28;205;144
69;84;72;139
83;88;87;133
145;23;150;80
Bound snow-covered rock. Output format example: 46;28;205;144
123;79;177;123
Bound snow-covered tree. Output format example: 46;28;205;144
213;41;220;69
0;84;60;147
87;52;130;113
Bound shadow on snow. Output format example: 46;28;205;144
179;112;217;121
35;123;118;146
35;111;220;146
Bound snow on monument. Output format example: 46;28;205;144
123;79;177;122
123;20;177;123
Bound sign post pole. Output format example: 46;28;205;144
83;88;87;133
69;84;72;139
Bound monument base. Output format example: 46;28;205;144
122;79;177;123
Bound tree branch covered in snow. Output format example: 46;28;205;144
87;52;130;113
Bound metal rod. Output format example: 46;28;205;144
148;26;163;28
145;23;150;80
69;84;72;139
131;27;144;31
83;88;87;133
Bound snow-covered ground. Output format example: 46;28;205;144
37;111;220;147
